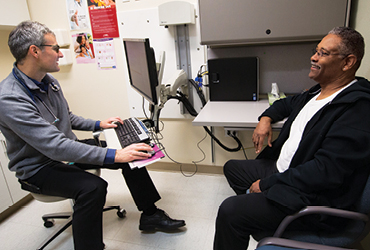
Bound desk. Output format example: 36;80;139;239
192;100;284;162
192;100;284;129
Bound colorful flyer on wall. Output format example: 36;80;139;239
66;0;89;30
87;0;119;39
93;38;117;70
72;33;96;64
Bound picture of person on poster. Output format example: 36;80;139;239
67;0;89;30
73;33;95;63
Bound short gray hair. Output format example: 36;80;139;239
328;27;365;70
8;20;55;64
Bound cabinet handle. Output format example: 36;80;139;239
1;140;7;154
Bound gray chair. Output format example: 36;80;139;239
252;174;370;250
24;168;126;250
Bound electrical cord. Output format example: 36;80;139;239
142;97;150;120
168;92;244;153
188;79;207;106
181;131;208;177
148;121;203;177
229;133;248;158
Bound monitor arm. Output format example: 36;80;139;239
148;69;188;133
158;69;188;108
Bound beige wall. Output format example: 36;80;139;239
1;0;369;171
352;0;370;78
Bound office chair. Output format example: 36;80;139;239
20;132;126;250
27;168;126;250
252;174;370;250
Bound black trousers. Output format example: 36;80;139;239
24;139;161;250
223;159;279;194
214;159;303;250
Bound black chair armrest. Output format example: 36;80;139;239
274;206;369;238
257;237;356;250
93;131;103;147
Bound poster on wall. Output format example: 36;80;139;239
72;33;96;64
93;38;117;70
87;0;119;39
66;0;90;30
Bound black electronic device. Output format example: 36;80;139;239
114;117;151;148
208;57;259;101
123;38;159;105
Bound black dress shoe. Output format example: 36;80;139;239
139;209;186;231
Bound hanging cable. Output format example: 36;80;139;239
167;91;243;153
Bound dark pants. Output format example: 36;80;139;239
214;159;291;250
223;159;279;194
24;139;161;250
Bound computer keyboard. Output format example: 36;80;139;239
114;117;151;148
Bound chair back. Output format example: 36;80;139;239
355;174;370;215
253;174;370;247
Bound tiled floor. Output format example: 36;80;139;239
0;169;258;250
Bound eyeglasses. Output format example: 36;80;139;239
312;48;348;58
39;44;60;53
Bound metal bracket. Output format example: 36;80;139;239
175;24;194;114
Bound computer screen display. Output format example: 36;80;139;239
123;38;159;105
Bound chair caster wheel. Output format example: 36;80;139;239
44;219;55;228
117;209;126;218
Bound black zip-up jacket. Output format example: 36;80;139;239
258;77;370;214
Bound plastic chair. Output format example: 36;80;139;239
252;174;370;250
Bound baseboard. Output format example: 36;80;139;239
147;162;224;175
0;194;33;222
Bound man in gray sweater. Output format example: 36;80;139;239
0;21;185;250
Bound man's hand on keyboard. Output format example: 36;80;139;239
114;143;153;163
100;117;123;129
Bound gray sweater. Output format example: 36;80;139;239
0;65;108;180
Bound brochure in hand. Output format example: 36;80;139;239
129;143;165;169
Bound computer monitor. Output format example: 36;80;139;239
123;38;159;105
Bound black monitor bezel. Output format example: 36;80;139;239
123;38;159;105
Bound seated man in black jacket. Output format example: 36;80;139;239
214;27;370;250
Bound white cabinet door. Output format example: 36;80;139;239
0;132;28;204
199;0;350;46
0;160;13;213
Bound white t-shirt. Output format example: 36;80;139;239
276;80;356;173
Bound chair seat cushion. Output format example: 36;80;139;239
31;193;67;203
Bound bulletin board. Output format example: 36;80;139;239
117;6;206;119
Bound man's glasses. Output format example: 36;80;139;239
39;44;60;53
312;48;348;58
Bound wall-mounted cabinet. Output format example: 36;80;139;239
198;0;351;46
0;0;30;29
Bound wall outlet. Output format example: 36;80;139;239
225;130;237;137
